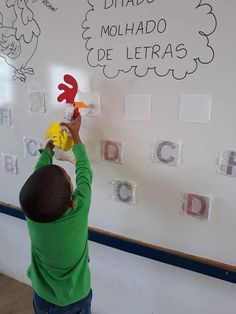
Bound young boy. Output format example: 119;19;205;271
19;114;93;314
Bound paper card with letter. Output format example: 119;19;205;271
0;108;12;127
112;179;137;205
23;137;43;158
29;91;46;113
218;150;236;177
181;193;212;220
102;140;124;164
152;140;182;166
79;91;101;116
1;153;18;175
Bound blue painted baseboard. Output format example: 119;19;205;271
0;203;235;284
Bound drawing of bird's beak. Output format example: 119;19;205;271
6;0;16;8
0;13;3;27
17;0;28;10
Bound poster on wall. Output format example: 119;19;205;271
0;0;58;82
0;0;41;82
82;0;217;79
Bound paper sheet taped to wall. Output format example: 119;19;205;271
218;150;236;177
179;95;212;123
112;179;137;205
181;193;211;220
124;94;151;120
79;91;101;116
102;140;124;164
0;108;11;127
152;140;182;166
29;91;46;113
23;137;42;158
1;153;17;175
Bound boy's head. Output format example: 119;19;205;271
19;165;73;223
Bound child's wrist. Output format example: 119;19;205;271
72;132;81;144
45;141;55;150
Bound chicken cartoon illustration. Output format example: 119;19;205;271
0;0;41;82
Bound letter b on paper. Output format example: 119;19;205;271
1;153;17;174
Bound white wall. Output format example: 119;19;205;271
0;0;236;265
0;213;236;314
0;214;31;285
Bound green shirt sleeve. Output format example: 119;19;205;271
72;144;93;211
34;148;54;171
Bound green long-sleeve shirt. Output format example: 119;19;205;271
26;144;92;306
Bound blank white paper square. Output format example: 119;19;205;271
124;95;151;120
179;95;212;123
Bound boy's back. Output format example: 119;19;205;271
20;115;93;311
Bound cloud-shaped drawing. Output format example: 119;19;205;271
82;0;217;80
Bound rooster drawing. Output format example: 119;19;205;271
0;0;41;82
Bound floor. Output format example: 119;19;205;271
0;241;236;314
0;274;32;314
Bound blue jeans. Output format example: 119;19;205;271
33;290;92;314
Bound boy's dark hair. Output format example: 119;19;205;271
19;165;72;223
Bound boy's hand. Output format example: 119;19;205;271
45;140;54;150
60;113;81;144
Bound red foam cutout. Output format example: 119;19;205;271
57;74;78;104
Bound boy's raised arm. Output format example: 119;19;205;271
61;114;93;200
34;141;54;171
72;143;93;198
